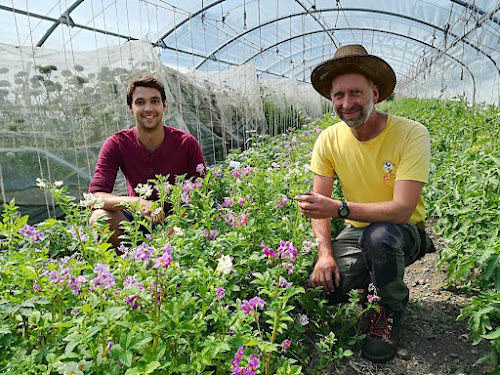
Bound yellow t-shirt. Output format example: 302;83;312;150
310;114;431;228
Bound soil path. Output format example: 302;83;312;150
332;230;492;375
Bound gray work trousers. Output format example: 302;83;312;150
324;222;423;312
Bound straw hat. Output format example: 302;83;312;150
311;44;396;103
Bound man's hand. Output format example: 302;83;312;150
139;199;165;225
295;192;338;219
311;252;341;293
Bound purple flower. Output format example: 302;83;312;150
231;346;244;368
223;197;234;207
33;281;41;292
125;294;139;310
70;227;89;243
19;224;44;242
92;263;115;289
181;192;190;204
204;229;219;241
277;241;298;262
282;262;294;275
238;198;246;206
196;163;205;174
225;212;249;227
246;354;260;374
106;341;114;351
260;241;275;258
367;294;380;304
278;276;293;289
213;169;223;178
282;339;291;350
135;243;154;262
68;275;87;295
216;286;225;299
275;194;289;209
232;168;241;178
301;240;313;254
154;252;173;269
241;296;266;314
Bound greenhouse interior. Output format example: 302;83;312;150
0;1;499;374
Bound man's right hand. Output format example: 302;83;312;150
139;199;164;225
311;252;341;293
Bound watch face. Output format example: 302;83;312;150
339;207;349;218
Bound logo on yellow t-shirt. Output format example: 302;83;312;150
382;161;396;181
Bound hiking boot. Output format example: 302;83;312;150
361;304;403;363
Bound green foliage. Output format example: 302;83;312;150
384;97;500;371
0;122;365;374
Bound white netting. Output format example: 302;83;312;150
0;40;277;222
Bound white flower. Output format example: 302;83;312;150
54;180;63;187
80;193;104;209
304;164;311;172
216;255;233;275
173;226;184;236
134;183;153;198
36;178;46;189
77;360;92;371
56;362;84;375
298;314;309;326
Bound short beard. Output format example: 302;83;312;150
337;100;374;128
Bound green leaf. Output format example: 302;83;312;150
119;350;133;368
482;327;500;340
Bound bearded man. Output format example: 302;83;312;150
296;45;435;363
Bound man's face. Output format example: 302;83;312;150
129;86;166;132
330;73;378;128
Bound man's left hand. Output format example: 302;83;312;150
295;192;337;219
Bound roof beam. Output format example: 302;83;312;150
191;8;496;72
248;27;477;104
0;4;139;47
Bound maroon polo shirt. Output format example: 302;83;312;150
89;126;205;199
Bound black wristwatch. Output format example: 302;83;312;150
338;201;350;219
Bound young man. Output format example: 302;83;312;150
295;45;434;362
89;75;205;248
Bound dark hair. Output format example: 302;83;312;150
126;74;166;108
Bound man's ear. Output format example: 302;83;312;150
372;85;380;103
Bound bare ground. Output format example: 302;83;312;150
330;230;493;375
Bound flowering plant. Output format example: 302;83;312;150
0;119;366;374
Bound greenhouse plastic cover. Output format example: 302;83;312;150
0;0;499;222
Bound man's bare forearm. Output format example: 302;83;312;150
311;217;334;258
93;192;144;211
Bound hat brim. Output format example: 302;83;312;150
311;55;396;103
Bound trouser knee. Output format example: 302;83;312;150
360;222;406;288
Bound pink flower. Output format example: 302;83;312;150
216;286;225;299
277;240;297;262
241;296;266;314
223;197;234;207
260;241;275;258
282;339;291;350
196;163;205;174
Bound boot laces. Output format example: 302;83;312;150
368;305;392;340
